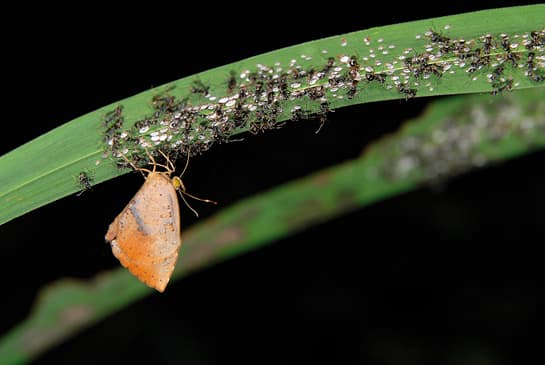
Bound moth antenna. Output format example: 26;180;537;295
172;175;217;217
178;191;200;218
182;191;217;205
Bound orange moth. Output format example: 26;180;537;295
105;151;212;292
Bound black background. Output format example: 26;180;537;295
2;2;545;364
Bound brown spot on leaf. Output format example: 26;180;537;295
60;304;94;325
216;227;245;246
21;304;94;354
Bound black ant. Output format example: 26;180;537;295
482;34;494;55
254;80;264;101
227;71;237;94
349;55;359;69
291;107;307;122
429;30;450;44
266;84;275;104
191;80;210;96
76;171;95;196
490;66;504;81
103;105;124;133
500;35;511;52
492;78;513;95
321;57;336;73
526;52;545;82
151;94;177;113
134;119;152;132
527;31;545;50
251;108;278;134
279;74;290;99
347;80;358;99
397;84;417;100
423;63;443;78
347;55;360;79
248;72;260;84
505;51;520;67
306;68;317;82
530;74;544;82
306;86;325;100
291;67;302;80
233;105;249;128
365;72;386;84
238;85;248;99
213;105;224;120
328;74;345;88
315;100;330;134
451;39;468;55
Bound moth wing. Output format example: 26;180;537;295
105;173;181;292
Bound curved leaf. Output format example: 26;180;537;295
1;5;544;225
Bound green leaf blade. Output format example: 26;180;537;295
1;5;544;225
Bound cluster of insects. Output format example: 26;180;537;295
420;28;545;94
85;24;545;291
96;27;545;175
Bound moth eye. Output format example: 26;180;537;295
172;177;182;190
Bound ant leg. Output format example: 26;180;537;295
119;152;152;178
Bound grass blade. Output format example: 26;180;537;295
1;5;544;225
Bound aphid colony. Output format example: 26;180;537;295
95;27;544;291
100;28;545;170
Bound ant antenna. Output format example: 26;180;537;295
157;150;176;173
144;148;172;172
178;191;200;218
180;151;191;178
